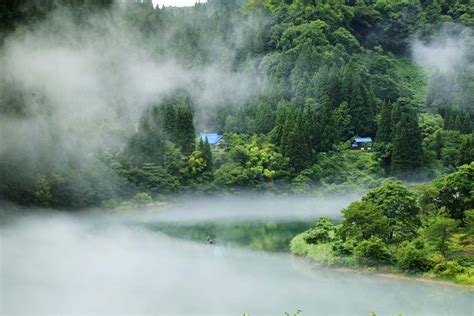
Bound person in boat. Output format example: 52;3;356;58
206;236;214;244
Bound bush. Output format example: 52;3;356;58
433;260;465;278
332;238;356;256
290;234;339;265
303;217;335;244
132;192;152;207
102;198;120;209
396;242;432;273
353;236;392;266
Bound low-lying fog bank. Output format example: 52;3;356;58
136;194;362;224
2;202;473;316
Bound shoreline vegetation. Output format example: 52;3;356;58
290;163;474;287
291;235;474;288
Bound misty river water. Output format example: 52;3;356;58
1;196;473;316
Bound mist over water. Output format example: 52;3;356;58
1;197;473;316
139;194;361;224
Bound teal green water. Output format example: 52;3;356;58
146;220;314;252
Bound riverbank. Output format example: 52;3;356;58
290;233;474;287
293;254;474;290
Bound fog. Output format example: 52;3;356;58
412;35;467;75
2;198;473;316
136;194;361;224
0;5;260;169
411;25;474;77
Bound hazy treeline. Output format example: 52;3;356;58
0;0;473;208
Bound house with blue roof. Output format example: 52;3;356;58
199;133;224;147
351;137;373;150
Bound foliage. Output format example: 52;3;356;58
353;236;392;266
302;217;334;244
33;175;52;208
421;216;458;257
395;241;433;273
362;181;420;243
132;192;152;207
339;201;389;243
292;174;473;284
390;98;424;176
433;162;474;223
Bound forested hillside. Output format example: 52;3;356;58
0;0;473;208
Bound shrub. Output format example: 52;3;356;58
303;217;335;244
132;192;152;207
433;260;465;278
102;198;120;209
332;238;356;256
396;242;432;273
353;236;392;266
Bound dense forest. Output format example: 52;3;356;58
0;0;473;209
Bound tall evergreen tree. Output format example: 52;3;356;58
199;137;213;172
390;99;424;176
376;100;392;142
340;59;376;136
125;106;166;166
334;101;353;141
175;103;196;156
458;134;474;166
280;110;312;171
161;103;177;142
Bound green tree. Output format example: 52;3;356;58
132;192;153;208
303;217;335;244
340;59;376;137
198;137;213;172
458;134;474;166
175;102;196;156
434;163;474;222
376;101;392;142
396;241;432;273
33;175;52;207
390;98;423;176
339;201;389;243
363;181;420;243
125;106;166;166
353;236;392;266
422;216;458;257
334;101;353;141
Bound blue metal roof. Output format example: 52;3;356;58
200;133;223;145
354;137;372;143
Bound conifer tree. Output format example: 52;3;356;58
459;111;472;134
175;103;196;156
334;101;353;141
391;99;423;175
341;59;376;136
126;106;166;166
458;134;474;166
161;103;177;142
376;100;392;142
201;137;213;171
280;110;312;171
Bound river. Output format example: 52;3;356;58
1;196;473;315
